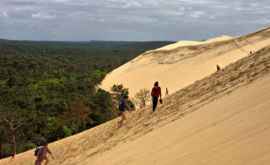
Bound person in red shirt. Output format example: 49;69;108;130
151;81;162;112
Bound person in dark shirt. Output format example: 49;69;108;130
151;81;162;112
35;143;54;165
118;95;129;127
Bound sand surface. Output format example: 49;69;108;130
100;27;270;98
1;34;270;165
87;74;270;165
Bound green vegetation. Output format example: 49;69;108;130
134;89;151;108
0;40;173;158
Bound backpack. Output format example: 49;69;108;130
34;146;43;157
118;97;126;111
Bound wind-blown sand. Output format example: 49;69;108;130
101;27;270;98
1;29;270;165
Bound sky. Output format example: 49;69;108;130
0;0;269;41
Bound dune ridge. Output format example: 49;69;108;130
101;27;270;97
155;35;233;51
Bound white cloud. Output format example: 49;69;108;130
190;11;205;18
122;1;142;9
177;0;216;5
32;12;56;20
48;0;71;3
1;11;8;17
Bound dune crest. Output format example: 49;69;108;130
156;35;233;51
101;27;270;97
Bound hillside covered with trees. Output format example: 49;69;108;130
0;40;173;158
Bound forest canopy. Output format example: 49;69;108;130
0;40;173;158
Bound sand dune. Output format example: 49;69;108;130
100;27;270;98
1;32;270;165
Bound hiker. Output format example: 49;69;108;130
118;95;130;127
151;81;162;112
216;64;221;71
165;88;169;96
34;143;54;165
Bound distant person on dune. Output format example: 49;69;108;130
216;64;221;71
151;81;162;112
165;88;169;96
118;95;130;127
34;143;54;165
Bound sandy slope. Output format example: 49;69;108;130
84;44;270;165
100;27;270;97
87;74;270;165
1;35;270;165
